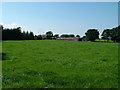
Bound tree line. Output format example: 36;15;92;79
0;25;120;42
2;27;34;40
101;25;120;42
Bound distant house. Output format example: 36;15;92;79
41;34;47;40
56;37;80;41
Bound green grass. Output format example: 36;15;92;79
95;39;114;42
2;40;118;88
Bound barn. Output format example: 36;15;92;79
56;37;79;41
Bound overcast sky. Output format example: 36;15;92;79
1;2;118;37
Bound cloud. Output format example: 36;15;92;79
3;23;19;28
0;22;3;25
0;22;19;28
1;22;24;29
0;22;30;32
10;23;18;26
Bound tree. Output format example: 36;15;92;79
111;25;120;42
0;25;3;40
37;35;42;40
34;35;38;40
46;31;53;39
34;35;42;40
29;32;34;40
101;29;112;41
69;34;75;37
2;26;36;40
22;31;26;40
101;25;120;42
54;34;59;38
76;35;80;38
81;36;87;41
60;34;69;37
26;31;30;40
0;25;3;30
60;34;75;38
85;29;99;41
2;27;23;40
13;27;23;40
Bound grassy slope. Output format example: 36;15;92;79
2;40;118;88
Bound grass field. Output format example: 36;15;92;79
2;40;118;88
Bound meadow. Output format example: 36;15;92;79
2;40;118;88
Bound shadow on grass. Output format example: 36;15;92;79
0;53;9;60
94;41;114;43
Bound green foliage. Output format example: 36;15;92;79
2;27;35;40
69;34;75;37
76;35;80;38
2;40;118;88
2;27;23;40
81;36;87;41
101;25;120;42
34;35;42;40
54;34;59;38
46;31;53;39
85;29;99;41
60;34;75;38
111;26;120;42
0;25;3;30
101;29;112;40
60;34;69;37
29;32;34;40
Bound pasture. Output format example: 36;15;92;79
2;40;118;88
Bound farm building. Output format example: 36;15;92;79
41;34;47;39
56;37;80;41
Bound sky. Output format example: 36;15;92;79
2;0;120;2
1;2;118;37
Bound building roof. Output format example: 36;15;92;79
57;37;79;40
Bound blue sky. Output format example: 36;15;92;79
2;2;118;37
